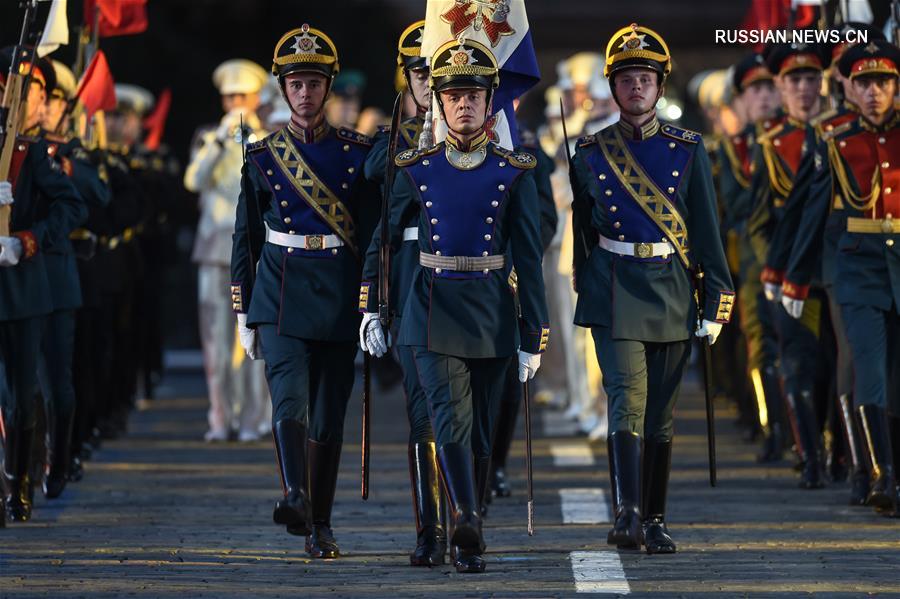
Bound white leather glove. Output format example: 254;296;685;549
781;295;804;319
0;181;13;206
215;109;243;143
359;313;390;358
236;313;260;360
695;319;723;345
517;350;541;383
763;282;782;302
0;236;23;267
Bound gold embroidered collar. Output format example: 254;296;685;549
287;119;330;144
859;110;899;133
445;130;489;170
616;116;660;141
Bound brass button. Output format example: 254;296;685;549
331;248;338;255
486;217;493;224
284;217;292;224
888;213;894;218
667;186;675;194
289;230;295;234
482;251;489;257
287;247;294;254
484;234;492;240
887;187;893;194
435;250;442;256
343;144;350;151
491;200;499;207
17;144;25;151
598;174;606;181
610;205;618;212
879;137;886;144
341;183;349;190
423;159;430;166
839;141;847;148
672;170;679;177
499;161;506;167
618;234;625;241
668;142;676;149
431;218;438;225
266;169;273;176
280;200;288;207
773;139;781;147
435;268;442;274
347;167;355;174
432;234;440;241
274;184;282;190
613;221;621;229
420;185;428;192
887;239;895;247
882;161;890;169
605;189;613;196
498;184;506;191
425;201;433;208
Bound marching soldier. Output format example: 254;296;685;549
717;52;786;461
570;24;733;553
748;42;832;488
37;58;110;497
0;47;86;522
231;24;379;558
782;40;900;516
362;21;449;567
359;38;549;572
184;58;271;443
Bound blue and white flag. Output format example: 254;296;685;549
422;0;540;149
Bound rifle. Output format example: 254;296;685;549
361;92;403;501
693;263;718;487
559;98;593;289
0;0;40;236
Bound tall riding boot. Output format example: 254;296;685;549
305;439;342;558
3;426;35;522
475;455;491;519
408;442;447;566
271;420;312;535
641;439;676;554
437;442;485;573
606;431;642;550
44;409;75;499
756;366;786;463
884;414;900;518
490;399;519;498
789;393;825;489
857;405;899;513
838;395;869;505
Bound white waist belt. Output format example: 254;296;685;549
598;234;673;259
265;224;344;250
403;227;417;242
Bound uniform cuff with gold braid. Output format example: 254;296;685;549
13;231;38;259
358;281;374;313
709;291;735;324
760;266;784;285
782;279;810;301
521;324;551;354
230;283;245;313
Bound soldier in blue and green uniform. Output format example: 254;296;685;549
362;20;448;567
715;52;787;462
231;24;379;558
783;40;900;516
36;58;110;499
748;42;833;489
359;38;549;573
0;48;86;523
570;24;734;554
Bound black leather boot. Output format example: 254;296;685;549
756;366;786;463
475;455;490;519
305;439;341;559
490;399;519;499
4;426;35;522
408;442;447;566
271;420;312;535
606;431;642;550
641;439;676;554
789;393;826;489
857;405;899;513
438;443;485;573
884;414;900;518
43;409;75;499
837;395;869;506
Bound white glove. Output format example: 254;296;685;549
0;181;13;206
359;313;390;358
236;313;260;360
215;110;243;142
763;282;782;302
0;236;23;267
695;319;723;345
781;295;804;319
517;350;541;383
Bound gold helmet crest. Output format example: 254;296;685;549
604;23;671;81
272;23;340;80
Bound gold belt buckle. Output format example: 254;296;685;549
636;242;652;258
882;218;894;234
305;235;324;250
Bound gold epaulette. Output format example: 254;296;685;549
337;127;372;147
660;123;701;144
394;144;440;167
577;134;597;147
820;120;853;141
756;123;785;144
492;145;536;169
246;137;267;153
810;108;839;128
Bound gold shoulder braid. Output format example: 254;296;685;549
598;126;691;267
267;128;358;254
720;137;750;189
759;132;794;199
826;137;881;212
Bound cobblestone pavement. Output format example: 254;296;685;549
2;364;899;598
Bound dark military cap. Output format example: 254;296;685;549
764;42;829;76
604;23;671;81
271;23;340;80
0;45;56;95
838;39;900;80
430;38;499;92
398;20;427;71
732;52;773;94
828;22;885;63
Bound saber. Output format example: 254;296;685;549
694;264;718;487
523;378;535;535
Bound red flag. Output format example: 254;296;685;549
75;50;117;118
142;88;171;151
84;0;148;37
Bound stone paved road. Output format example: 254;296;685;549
2;363;899;598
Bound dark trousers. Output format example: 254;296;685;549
0;317;43;431
411;348;508;458
258;325;356;443
827;289;854;399
591;327;691;442
842;303;900;414
774;290;829;398
397;341;433;444
38;310;77;425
